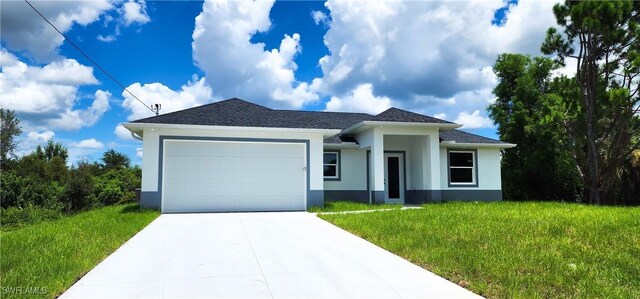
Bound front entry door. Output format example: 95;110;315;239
384;153;404;203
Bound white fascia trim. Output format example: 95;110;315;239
123;122;342;136
341;121;462;134
440;142;517;149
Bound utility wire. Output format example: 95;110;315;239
24;0;158;115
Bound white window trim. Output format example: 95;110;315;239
323;151;340;179
448;150;477;186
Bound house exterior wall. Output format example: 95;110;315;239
323;149;367;191
439;146;503;201
327;127;443;204
139;124;504;210
323;149;369;203
139;127;327;209
322;132;504;204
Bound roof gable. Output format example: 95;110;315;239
131;98;452;130
374;107;454;124
439;129;507;144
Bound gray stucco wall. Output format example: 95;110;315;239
324;190;369;203
308;190;325;208
405;190;442;204
140;191;161;209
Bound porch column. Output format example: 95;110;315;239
426;133;442;202
370;130;385;204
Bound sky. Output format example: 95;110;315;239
0;0;561;165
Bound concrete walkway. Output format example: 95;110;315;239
62;212;481;299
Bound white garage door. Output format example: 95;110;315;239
162;140;306;213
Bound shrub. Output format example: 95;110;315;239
0;171;65;210
95;179;124;205
0;205;62;228
94;167;141;203
63;165;96;212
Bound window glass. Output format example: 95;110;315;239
324;165;337;177
450;168;473;183
323;152;339;178
449;151;475;184
324;153;338;164
450;152;474;167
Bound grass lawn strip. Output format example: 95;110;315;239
308;201;403;213
319;201;640;298
317;206;422;215
1;204;159;299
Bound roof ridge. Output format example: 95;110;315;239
374;106;454;124
131;98;270;123
275;109;374;116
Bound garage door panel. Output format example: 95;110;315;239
165;142;305;158
162;141;306;213
165;157;303;172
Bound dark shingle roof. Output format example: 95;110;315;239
132;98;505;145
374;107;453;124
132;98;448;129
439;130;507;144
324;135;358;144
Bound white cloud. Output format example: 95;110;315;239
0;49;110;130
454;110;494;129
97;34;117;42
192;0;318;109
114;124;137;141
325;83;392;114
0;0;113;62
122;76;213;121
71;138;104;149
136;147;143;158
317;0;557;122
47;90;111;130
311;10;328;26
434;113;447;120
30;59;99;85
27;130;55;143
121;0;150;26
97;1;148;43
15;130;55;157
97;25;121;43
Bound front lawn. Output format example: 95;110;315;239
319;201;640;298
309;201;402;213
1;204;159;299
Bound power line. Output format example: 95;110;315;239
23;0;160;115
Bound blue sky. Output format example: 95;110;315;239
0;0;557;164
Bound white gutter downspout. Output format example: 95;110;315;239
131;132;143;141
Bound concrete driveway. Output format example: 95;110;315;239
62;212;481;299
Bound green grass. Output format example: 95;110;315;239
1;204;159;299
309;201;402;213
319;201;640;298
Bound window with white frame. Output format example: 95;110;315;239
448;151;476;185
323;151;339;179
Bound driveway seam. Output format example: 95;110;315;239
239;214;274;299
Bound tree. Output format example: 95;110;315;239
101;149;131;169
64;163;97;212
35;140;69;163
488;54;582;201
0;109;22;166
541;0;640;204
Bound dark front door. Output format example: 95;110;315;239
384;153;404;202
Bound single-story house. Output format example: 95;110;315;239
123;98;515;213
